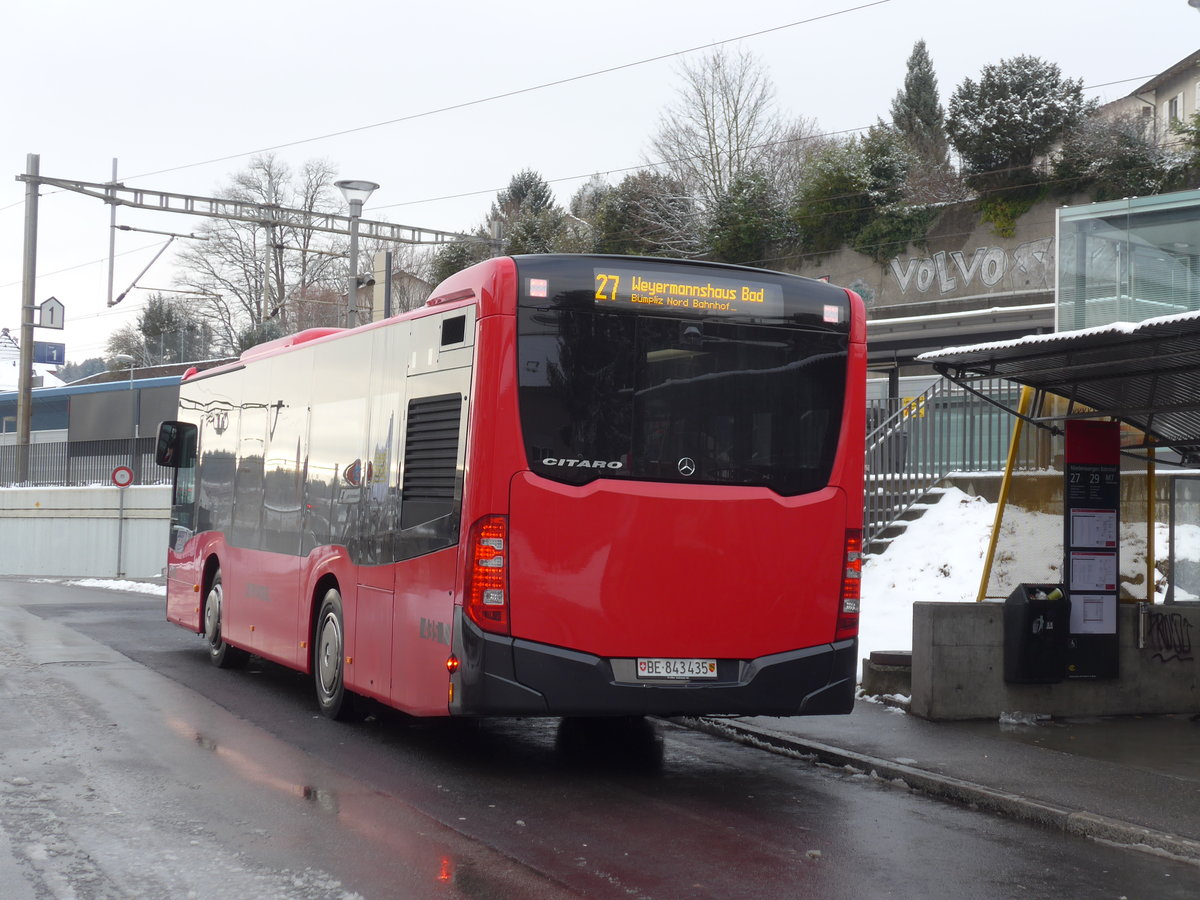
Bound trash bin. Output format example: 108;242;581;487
1003;583;1069;683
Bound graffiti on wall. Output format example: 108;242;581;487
888;238;1054;296
1147;611;1193;664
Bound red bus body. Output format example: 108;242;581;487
161;254;866;718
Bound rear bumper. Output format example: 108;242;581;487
450;609;857;717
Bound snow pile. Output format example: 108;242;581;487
66;578;166;597
860;487;997;661
860;485;1200;663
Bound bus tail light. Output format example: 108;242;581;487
465;515;509;635
837;529;862;641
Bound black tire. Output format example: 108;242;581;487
313;587;354;720
203;570;249;669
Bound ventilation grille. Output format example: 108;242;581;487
402;394;462;529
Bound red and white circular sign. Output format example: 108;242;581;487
111;466;134;488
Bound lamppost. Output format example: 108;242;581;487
335;179;379;327
111;353;136;578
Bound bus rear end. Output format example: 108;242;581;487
450;255;864;718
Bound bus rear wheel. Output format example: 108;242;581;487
314;587;354;720
204;570;248;669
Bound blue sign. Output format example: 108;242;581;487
33;341;66;365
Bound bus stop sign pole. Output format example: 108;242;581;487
112;466;133;578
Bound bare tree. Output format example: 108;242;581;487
173;155;346;352
647;47;782;212
764;115;839;202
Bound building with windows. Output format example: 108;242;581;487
1101;49;1200;146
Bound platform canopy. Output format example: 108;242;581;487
918;310;1200;461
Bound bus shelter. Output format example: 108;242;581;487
906;310;1200;719
922;309;1200;593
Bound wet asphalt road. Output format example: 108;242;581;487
3;580;1199;899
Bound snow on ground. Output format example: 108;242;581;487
860;488;997;660
860;485;1193;664
64;578;166;596
31;578;166;597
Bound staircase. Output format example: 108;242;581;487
864;376;1021;555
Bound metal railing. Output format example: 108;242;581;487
0;438;172;487
865;377;1028;550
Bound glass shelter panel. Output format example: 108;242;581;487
1058;191;1200;331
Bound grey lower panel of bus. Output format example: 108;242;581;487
450;610;857;717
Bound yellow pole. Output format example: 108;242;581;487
977;386;1035;602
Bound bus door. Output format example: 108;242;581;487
354;327;401;704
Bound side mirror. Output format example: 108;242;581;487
156;421;196;468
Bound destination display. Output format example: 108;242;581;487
591;267;787;317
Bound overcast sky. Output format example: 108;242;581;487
3;0;1198;362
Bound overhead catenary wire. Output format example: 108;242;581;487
0;0;1171;350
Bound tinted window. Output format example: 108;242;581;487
518;308;846;496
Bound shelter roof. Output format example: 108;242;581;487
918;310;1200;458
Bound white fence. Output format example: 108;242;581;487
0;485;170;578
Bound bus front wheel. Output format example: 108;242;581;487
314;588;354;720
204;570;248;670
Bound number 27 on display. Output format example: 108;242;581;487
595;273;620;301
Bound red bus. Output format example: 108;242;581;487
156;254;866;720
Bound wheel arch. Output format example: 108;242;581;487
202;554;221;596
305;572;342;674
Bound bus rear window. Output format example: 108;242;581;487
517;308;847;496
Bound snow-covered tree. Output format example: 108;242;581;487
430;238;488;286
790;126;911;257
487;169;579;255
946;55;1094;185
790;139;871;255
592;171;702;258
764;115;840;205
705;170;785;265
104;293;216;365
1054;112;1173;200
890;39;948;166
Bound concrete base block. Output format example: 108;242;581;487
861;651;912;697
911;601;1200;720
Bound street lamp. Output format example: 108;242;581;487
335;179;379;327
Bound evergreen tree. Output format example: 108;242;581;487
890;40;948;166
705;171;784;265
57;358;107;382
430;239;488;286
947;55;1094;187
790;127;911;257
790;140;872;255
103;293;214;365
488;169;570;254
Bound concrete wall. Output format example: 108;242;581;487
791;196;1070;317
0;486;170;578
911;601;1200;720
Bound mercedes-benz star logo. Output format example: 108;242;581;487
677;457;696;477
